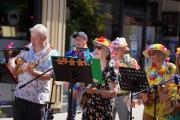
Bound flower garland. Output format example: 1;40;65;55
148;62;180;101
147;62;168;86
168;83;179;101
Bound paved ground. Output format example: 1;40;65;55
0;95;144;120
0;107;143;120
0;112;82;120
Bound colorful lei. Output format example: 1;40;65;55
168;83;179;101
147;62;168;86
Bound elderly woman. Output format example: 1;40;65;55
7;24;58;120
142;43;176;120
82;36;120;120
110;37;142;120
167;47;180;120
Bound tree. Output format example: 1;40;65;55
66;0;111;51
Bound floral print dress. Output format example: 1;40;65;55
83;60;120;120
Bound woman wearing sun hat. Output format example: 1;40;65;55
167;47;180;120
82;36;120;120
109;37;142;120
142;43;176;120
175;47;180;75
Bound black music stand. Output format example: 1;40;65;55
118;67;149;120
0;64;17;84
51;56;93;120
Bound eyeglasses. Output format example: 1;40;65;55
94;46;102;50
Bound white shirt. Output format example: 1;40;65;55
14;44;59;104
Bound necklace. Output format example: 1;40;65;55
148;62;168;86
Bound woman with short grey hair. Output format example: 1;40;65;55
7;24;59;120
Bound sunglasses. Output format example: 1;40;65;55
94;46;102;50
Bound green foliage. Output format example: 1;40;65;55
0;109;6;117
66;0;112;51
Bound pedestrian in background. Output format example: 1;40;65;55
65;31;89;120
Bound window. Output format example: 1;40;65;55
0;0;35;40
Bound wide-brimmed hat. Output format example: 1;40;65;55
93;36;110;47
176;47;180;55
143;43;170;57
111;37;128;48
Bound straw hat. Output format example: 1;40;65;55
93;36;111;47
111;37;128;48
176;47;180;55
143;43;170;57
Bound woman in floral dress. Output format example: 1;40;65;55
82;36;120;120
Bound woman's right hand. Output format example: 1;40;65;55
86;87;97;94
21;63;29;71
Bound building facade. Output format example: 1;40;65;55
100;0;180;65
0;0;66;116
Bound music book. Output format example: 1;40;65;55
90;58;102;84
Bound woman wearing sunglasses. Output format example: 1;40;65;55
82;36;120;120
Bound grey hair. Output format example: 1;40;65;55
102;46;111;61
30;24;48;39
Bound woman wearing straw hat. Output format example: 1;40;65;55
175;47;180;75
166;47;180;120
110;37;142;120
82;36;120;120
142;43;176;120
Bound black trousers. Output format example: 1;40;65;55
13;97;45;120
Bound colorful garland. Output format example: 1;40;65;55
168;83;179;101
147;62;168;86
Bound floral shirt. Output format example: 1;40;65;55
14;44;59;104
83;60;120;120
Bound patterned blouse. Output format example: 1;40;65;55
14;44;59;104
83;60;120;120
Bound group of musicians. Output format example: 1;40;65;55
5;24;180;120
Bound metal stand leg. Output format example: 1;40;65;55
129;92;134;120
153;85;158;120
67;81;74;120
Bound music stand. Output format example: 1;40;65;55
118;67;149;120
51;56;93;120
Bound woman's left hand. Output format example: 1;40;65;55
100;90;116;98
